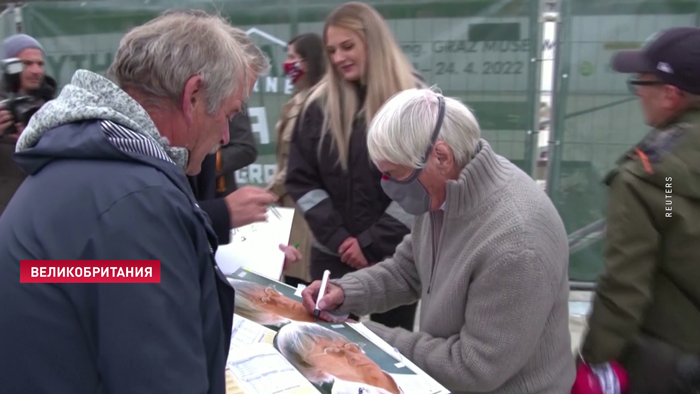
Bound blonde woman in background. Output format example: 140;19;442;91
285;2;423;330
268;33;326;287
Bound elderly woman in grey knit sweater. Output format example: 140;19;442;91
301;88;575;394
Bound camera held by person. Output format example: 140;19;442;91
0;34;57;216
1;58;44;135
0;34;57;138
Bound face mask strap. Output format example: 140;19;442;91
389;95;446;184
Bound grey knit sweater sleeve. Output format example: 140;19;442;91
337;249;556;393
333;141;573;393
333;234;422;317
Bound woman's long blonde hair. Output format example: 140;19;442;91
305;2;418;170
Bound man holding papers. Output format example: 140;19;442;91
187;28;279;245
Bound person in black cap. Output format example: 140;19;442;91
578;27;700;394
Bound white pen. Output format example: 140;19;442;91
314;270;331;322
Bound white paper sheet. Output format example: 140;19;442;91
294;284;306;297
229;314;277;349
215;207;295;280
227;343;321;394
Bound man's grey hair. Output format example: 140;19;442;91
367;88;481;169
229;279;290;327
276;322;348;384
107;9;252;114
226;26;271;78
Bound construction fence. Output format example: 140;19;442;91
2;0;700;282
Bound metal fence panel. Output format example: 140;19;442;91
0;6;17;41
549;0;700;281
20;0;542;186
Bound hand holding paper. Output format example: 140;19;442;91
302;278;345;322
280;244;302;270
215;207;295;280
224;185;278;228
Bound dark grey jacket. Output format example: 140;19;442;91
215;104;257;197
187;104;258;245
0;75;57;217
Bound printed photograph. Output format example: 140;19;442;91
275;322;410;394
227;269;445;394
228;268;316;328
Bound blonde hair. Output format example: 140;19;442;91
305;2;418;170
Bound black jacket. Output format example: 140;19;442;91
284;86;413;263
188;108;258;245
0;75;57;216
189;154;232;244
215;104;257;197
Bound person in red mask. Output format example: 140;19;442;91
267;33;326;287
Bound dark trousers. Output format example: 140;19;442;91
310;247;417;331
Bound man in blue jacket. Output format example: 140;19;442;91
0;10;262;394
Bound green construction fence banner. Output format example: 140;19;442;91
550;0;700;281
20;0;542;187
13;0;700;282
0;7;18;41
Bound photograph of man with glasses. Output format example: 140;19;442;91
275;322;410;394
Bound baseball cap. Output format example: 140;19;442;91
611;27;700;95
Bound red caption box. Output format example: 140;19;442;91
20;260;161;283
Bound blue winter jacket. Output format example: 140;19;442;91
0;70;235;394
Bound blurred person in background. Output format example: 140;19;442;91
0;10;256;394
578;27;700;394
302;88;575;394
215;103;258;198
268;32;326;287
186;25;301;266
0;33;57;216
285;2;423;331
187;26;278;246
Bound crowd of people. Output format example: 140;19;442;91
0;2;698;394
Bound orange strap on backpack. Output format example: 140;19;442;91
216;150;226;193
634;148;654;174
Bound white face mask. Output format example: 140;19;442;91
379;96;445;216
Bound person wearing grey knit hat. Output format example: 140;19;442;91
2;33;46;93
0;33;56;216
3;33;44;59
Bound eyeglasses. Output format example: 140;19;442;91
322;342;366;355
627;78;665;95
308;342;366;359
260;286;282;304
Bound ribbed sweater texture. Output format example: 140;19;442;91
335;140;575;394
